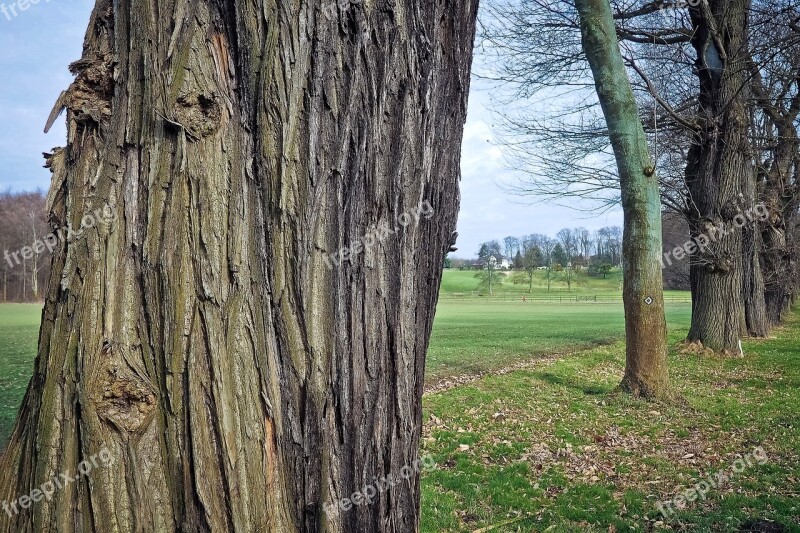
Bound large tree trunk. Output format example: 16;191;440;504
685;0;753;354
576;0;669;398
0;1;479;531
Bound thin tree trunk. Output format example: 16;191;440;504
0;1;479;531
20;259;26;302
29;214;39;301
1;252;5;302
29;257;38;302
576;0;670;398
685;0;752;354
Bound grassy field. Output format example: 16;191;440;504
0;304;40;446
439;268;691;302
440;267;625;296
420;310;800;532
0;271;797;531
426;301;692;384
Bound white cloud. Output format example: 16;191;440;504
455;78;623;258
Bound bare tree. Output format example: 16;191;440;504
556;228;578;259
556;228;578;290
479;0;696;209
27;212;43;300
523;245;544;292
0;191;50;302
748;1;800;325
684;0;765;352
575;226;592;259
503;235;520;257
576;0;669;398
481;0;800;351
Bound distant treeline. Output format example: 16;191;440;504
450;219;691;290
0;190;50;302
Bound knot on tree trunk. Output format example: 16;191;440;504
92;345;157;434
708;257;734;273
173;92;222;140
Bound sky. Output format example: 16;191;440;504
0;3;623;259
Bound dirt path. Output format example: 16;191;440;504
424;349;596;395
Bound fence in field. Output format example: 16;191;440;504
440;293;692;304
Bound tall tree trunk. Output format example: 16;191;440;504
685;0;752;354
749;58;800;327
742;173;769;337
0;1;479;531
576;0;669;398
789;159;800;312
29;214;40;301
761;123;798;326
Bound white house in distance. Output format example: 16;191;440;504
492;254;512;269
469;255;512;270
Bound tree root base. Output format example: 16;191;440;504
680;340;744;358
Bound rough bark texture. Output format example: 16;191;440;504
685;0;753;354
764;140;800;325
0;1;478;531
753;98;800;326
743;170;769;338
576;0;670;398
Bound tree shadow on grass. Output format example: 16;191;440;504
534;371;609;396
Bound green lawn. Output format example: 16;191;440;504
420;311;800;532
439;268;690;303
0;277;798;532
0;304;40;446
426;301;692;384
441;267;624;296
